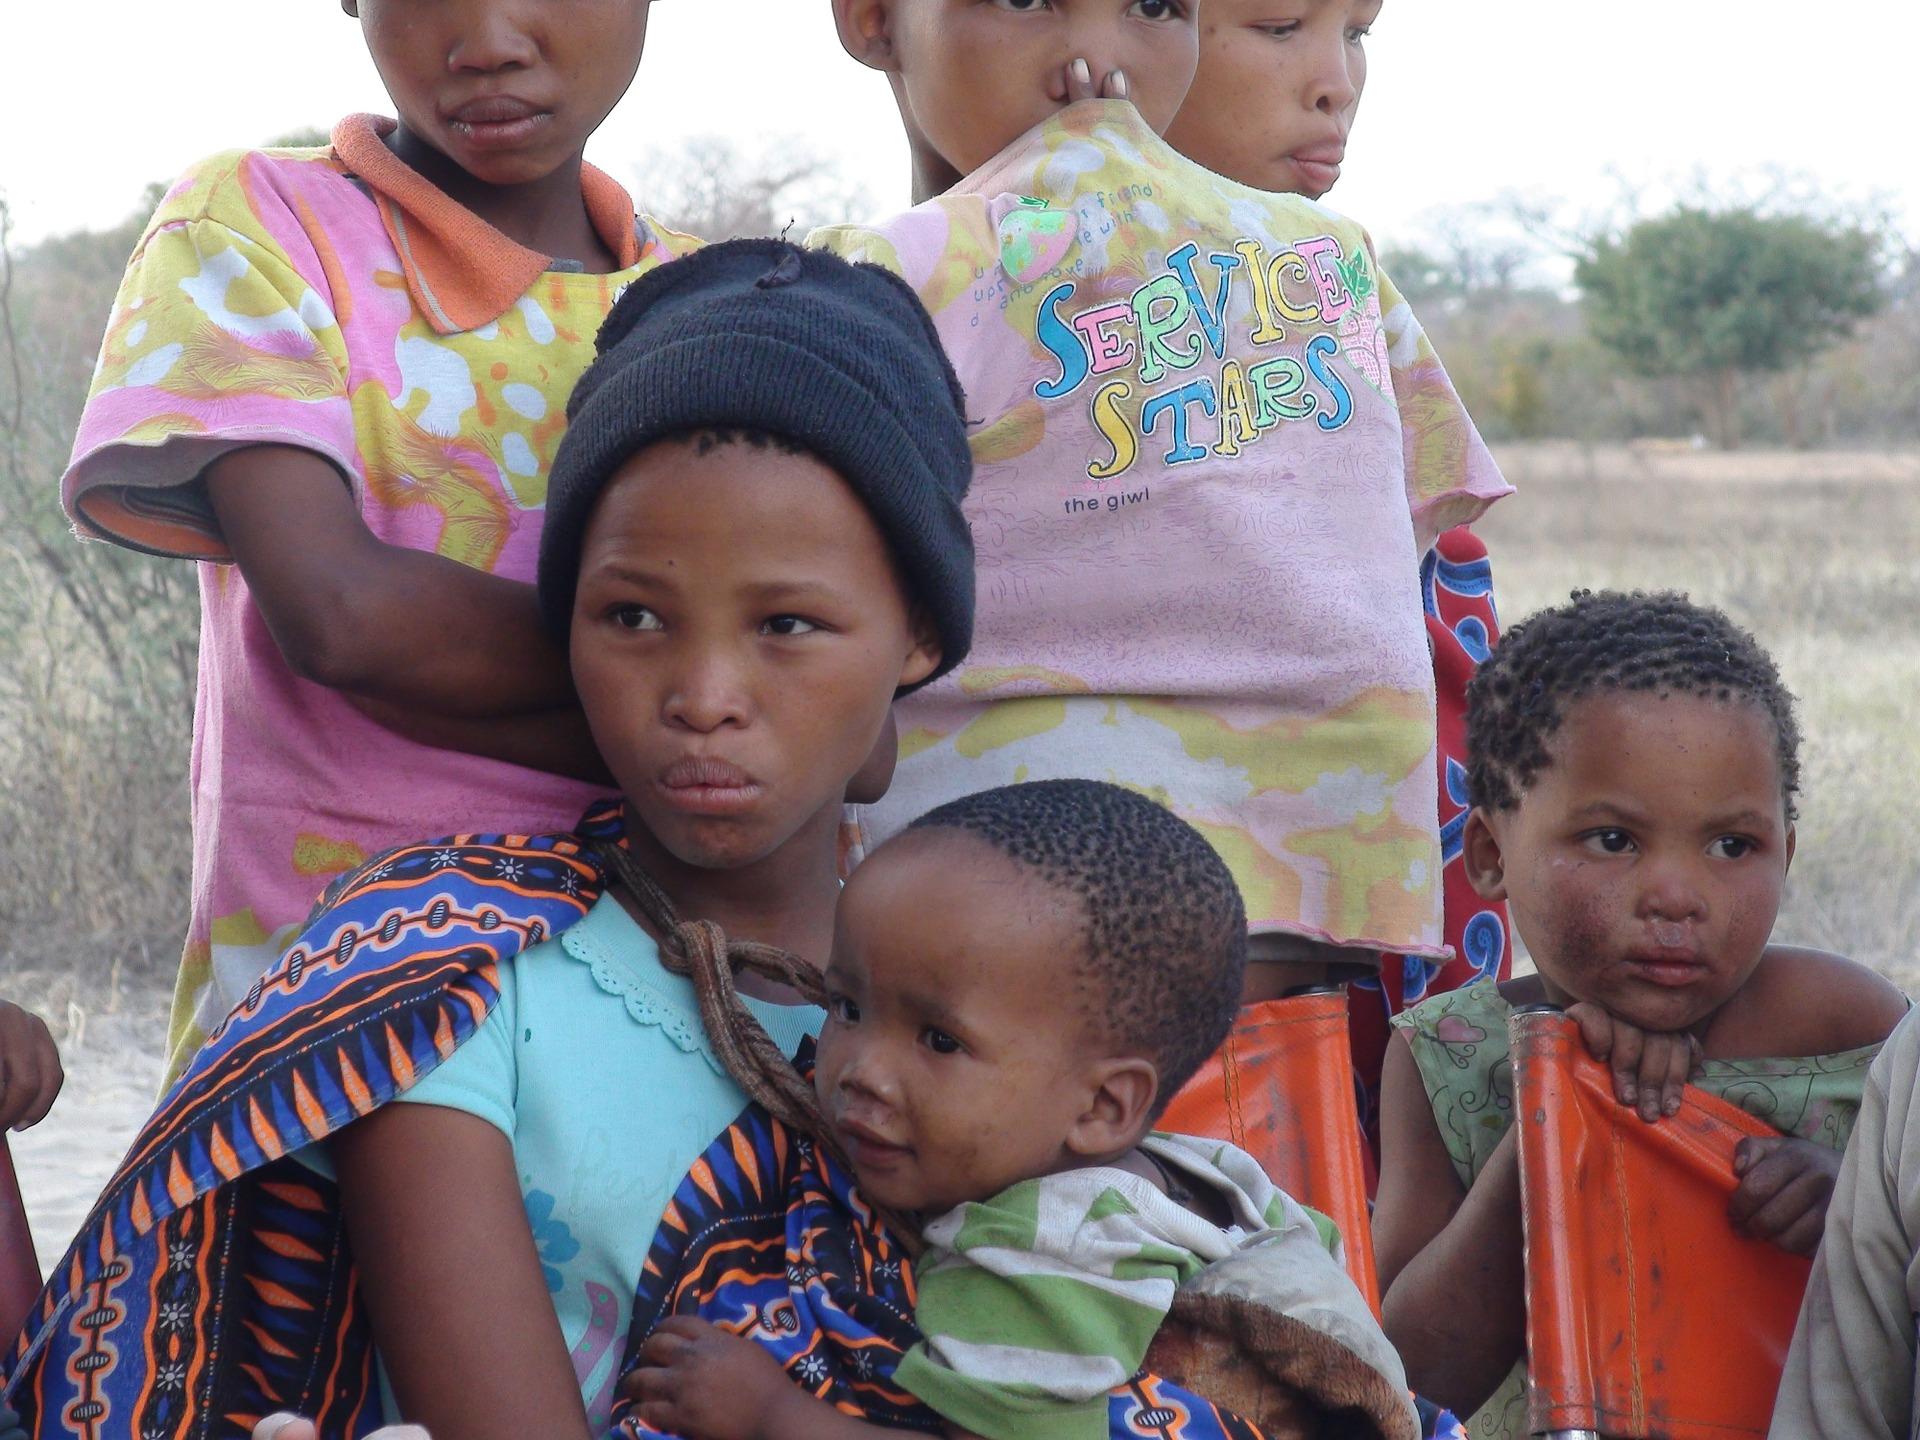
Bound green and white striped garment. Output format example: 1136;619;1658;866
894;1132;1341;1440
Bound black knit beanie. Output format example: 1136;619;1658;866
538;238;975;690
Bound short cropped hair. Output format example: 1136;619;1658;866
673;426;811;460
908;780;1246;1112
1466;589;1802;817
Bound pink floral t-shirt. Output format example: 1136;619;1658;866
61;117;696;1076
816;103;1510;959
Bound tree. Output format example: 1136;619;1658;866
631;137;872;243
1575;205;1885;447
0;195;200;940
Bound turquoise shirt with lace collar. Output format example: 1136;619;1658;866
394;892;823;1428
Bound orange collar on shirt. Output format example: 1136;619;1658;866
330;113;642;336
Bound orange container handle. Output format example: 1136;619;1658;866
1511;1004;1812;1440
1510;1004;1598;1435
1159;985;1379;1313
0;1134;40;1349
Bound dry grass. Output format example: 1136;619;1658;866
1478;442;1920;987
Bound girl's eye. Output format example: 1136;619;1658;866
922;1028;963;1056
612;605;663;632
829;995;860;1024
1346;23;1372;43
1582;828;1636;856
991;0;1052;11
1710;836;1757;860
1132;0;1189;19
762;615;819;637
1257;21;1303;39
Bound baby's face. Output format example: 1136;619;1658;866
1164;0;1378;197
814;829;1109;1217
882;0;1201;182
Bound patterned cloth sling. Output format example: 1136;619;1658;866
618;1062;1260;1440
613;1055;1433;1440
0;801;630;1438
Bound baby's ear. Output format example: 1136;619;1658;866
1461;808;1509;902
1066;1057;1160;1158
833;0;901;72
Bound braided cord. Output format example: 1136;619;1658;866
593;840;924;1255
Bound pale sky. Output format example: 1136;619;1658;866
2;1;1915;251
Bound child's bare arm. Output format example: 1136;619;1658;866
333;1104;593;1440
350;697;612;786
1375;1032;1526;1416
205;446;576;720
626;1318;971;1439
0;1000;62;1131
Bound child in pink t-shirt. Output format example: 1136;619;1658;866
61;0;695;1080
1162;0;1516;1156
820;0;1509;989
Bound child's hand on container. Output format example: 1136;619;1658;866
1728;1134;1841;1256
0;1000;63;1132
1566;1001;1703;1124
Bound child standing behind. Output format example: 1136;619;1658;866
1374;591;1907;1436
1161;0;1515;1148
821;0;1509;992
59;0;693;1080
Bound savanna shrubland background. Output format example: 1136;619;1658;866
1;143;1916;1259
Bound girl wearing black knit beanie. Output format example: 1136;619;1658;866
5;242;974;1440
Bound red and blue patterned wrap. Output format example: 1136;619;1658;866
616;1056;1274;1440
0;801;627;1438
1349;528;1513;1159
614;1061;1465;1440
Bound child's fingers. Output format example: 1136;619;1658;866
1065;57;1098;103
12;1070;61;1131
639;1326;695;1366
627;1362;676;1401
1609;1026;1646;1109
1654;1036;1694;1119
1738;1164;1833;1248
1730;1144;1836;1235
1727;1152;1795;1228
1101;68;1132;102
0;1011;60;1131
1728;1144;1812;1221
14;1035;64;1131
654;1315;717;1343
1733;1134;1783;1178
1772;1205;1829;1257
0;1054;34;1132
1565;1002;1614;1064
636;1402;683;1435
253;1416;318;1440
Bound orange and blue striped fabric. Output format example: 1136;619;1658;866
0;802;626;1438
